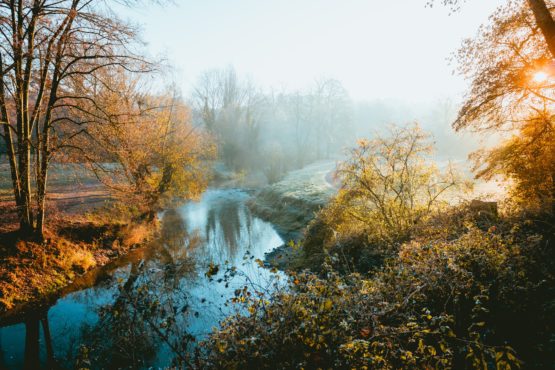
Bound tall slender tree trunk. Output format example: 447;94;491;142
0;57;22;219
527;0;555;59
36;131;49;239
16;117;33;234
1;124;23;217
13;0;34;235
35;76;59;239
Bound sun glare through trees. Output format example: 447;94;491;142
0;1;554;369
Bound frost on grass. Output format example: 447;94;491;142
248;161;338;240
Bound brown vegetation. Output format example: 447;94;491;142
0;208;154;313
0;0;152;238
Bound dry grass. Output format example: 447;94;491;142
0;162;157;313
120;223;152;247
0;211;156;313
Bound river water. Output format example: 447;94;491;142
0;189;284;369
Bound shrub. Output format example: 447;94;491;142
300;124;470;272
196;224;553;369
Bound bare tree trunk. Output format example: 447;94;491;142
10;0;36;235
35;111;52;239
0;57;23;222
527;0;555;59
1;119;23;219
1;125;21;202
36;82;58;239
35;149;48;239
17;122;33;234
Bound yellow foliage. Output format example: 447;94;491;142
78;70;217;217
473;111;555;215
303;124;470;264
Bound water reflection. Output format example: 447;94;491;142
79;209;198;368
24;315;55;370
0;189;283;369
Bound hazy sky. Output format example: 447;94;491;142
122;0;505;103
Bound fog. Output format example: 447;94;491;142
109;0;508;183
185;66;494;184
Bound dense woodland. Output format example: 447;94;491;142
0;0;554;369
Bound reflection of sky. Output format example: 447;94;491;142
0;278;121;369
0;189;284;369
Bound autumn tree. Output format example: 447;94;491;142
78;71;216;220
0;0;151;238
303;124;468;263
332;124;467;243
450;0;555;214
472;109;555;214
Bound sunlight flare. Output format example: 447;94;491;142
532;70;549;83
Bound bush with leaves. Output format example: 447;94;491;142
301;124;470;272
196;221;554;369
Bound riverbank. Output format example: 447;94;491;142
247;161;338;269
0;188;286;369
0;162;158;315
0;209;155;316
0;159;334;317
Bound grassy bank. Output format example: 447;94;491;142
247;161;338;270
0;211;155;313
0;162;156;314
248;161;337;241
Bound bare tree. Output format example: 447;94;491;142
303;79;352;160
191;67;265;170
0;0;151;238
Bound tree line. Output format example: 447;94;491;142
191;67;354;180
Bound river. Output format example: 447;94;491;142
0;189;284;369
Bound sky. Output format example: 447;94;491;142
120;0;505;103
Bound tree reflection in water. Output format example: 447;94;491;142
0;312;58;370
78;209;199;368
0;190;284;369
205;200;243;261
22;314;56;370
